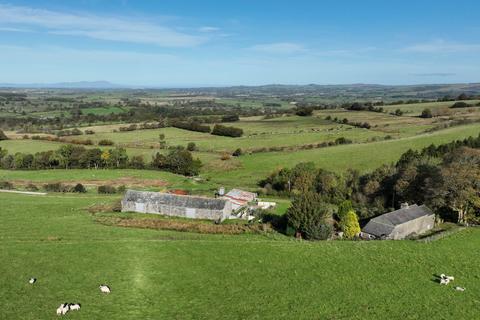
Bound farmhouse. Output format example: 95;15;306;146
223;189;257;210
362;204;435;240
122;190;232;221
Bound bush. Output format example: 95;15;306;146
220;153;231;161
172;121;211;133
151;149;201;176
0;130;8;141
420;108;433;118
0;180;14;189
98;185;117;194
211;124;243;137
221;114;240;122
451;101;471;109
25;183;39;191
98;139;114;146
295;107;314;116
232;148;242;157
186;142;197;151
286;192;333;240
72;183;86;193
44;182;67;192
339;210;361;239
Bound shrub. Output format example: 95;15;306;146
286;192;333;240
0;180;14;189
186;142;197;151
221;114;240;122
339;210;361;239
98;139;114;146
72;183;86;193
232;148;242;157
0;130;8;141
25;183;38;191
451;101;471;109
172;121;211;133
220;153;231;161
98;185;117;194
211;124;243;137
117;185;126;193
151;149;201;176
44;182;67;192
420;108;433;118
295;107;314;116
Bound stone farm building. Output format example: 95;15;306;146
362;204;435;240
223;189;257;210
122;190;232;221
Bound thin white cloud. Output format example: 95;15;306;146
0;4;205;47
199;26;220;33
249;42;306;55
403;39;480;53
0;26;33;32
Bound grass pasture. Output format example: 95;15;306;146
0;193;479;319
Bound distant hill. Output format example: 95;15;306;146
0;81;125;89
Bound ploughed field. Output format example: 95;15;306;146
0;192;479;319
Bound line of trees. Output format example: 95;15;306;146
0;144;202;176
260;134;480;239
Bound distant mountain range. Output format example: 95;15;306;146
0;81;126;89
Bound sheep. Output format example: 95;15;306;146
69;303;81;311
454;286;465;292
440;278;450;285
445;276;454;281
28;278;36;284
56;303;69;316
440;274;446;279
99;284;111;294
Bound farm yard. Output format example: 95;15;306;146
1;86;480;319
1;192;480;319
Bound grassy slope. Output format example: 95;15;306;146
205;123;480;187
1;123;479;190
0;193;479;319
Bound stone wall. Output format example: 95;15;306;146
389;214;435;240
121;190;232;221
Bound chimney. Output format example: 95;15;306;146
401;202;409;209
218;187;225;196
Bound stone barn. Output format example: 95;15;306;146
122;190;233;221
362;204;435;240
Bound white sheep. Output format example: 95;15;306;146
56;303;69;316
445;275;454;281
454;286;465;292
440;273;446;279
28;278;36;284
69;303;81;311
440;278;450;285
99;284;111;294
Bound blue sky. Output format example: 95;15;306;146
0;0;479;86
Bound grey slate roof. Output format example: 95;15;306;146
362;204;434;237
123;190;228;210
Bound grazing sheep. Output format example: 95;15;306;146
99;285;111;294
454;286;465;292
440;278;450;285
56;303;69;316
446;276;454;281
69;303;81;311
28;278;36;284
440;274;446;279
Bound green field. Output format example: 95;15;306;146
0;193;479;319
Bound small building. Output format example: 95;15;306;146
362;204;435;240
223;189;257;210
122;190;232;221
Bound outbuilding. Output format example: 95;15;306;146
362;204;435;240
122;190;232;221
